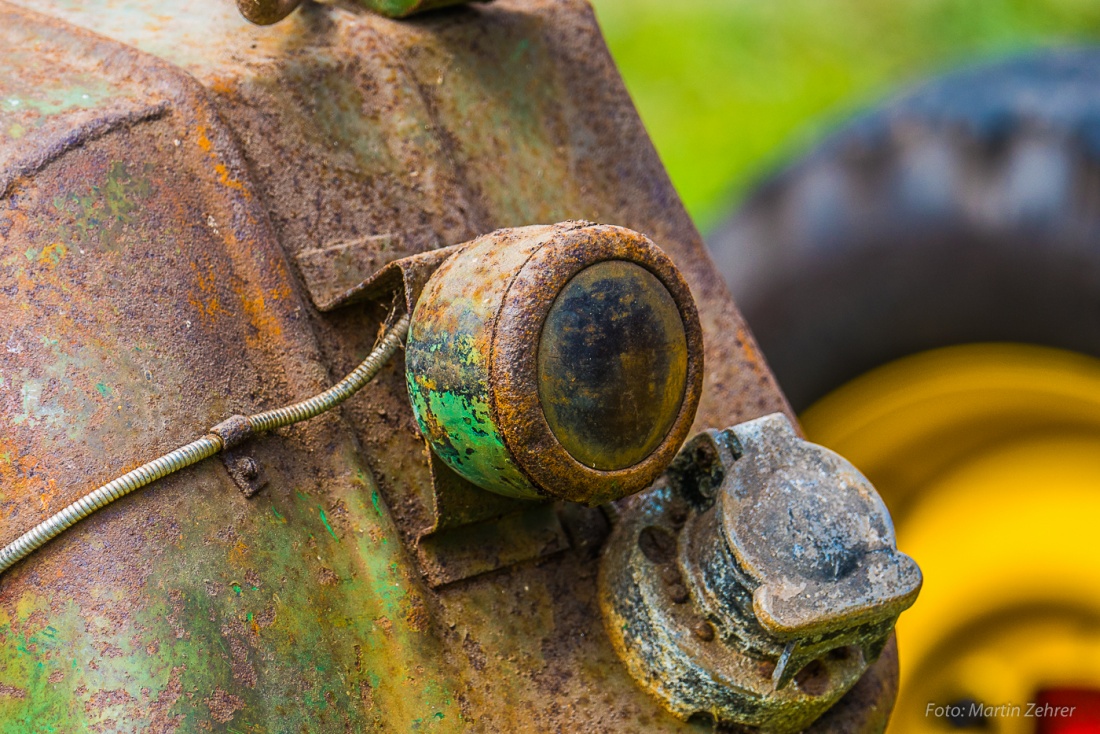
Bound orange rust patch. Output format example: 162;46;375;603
213;163;249;196
735;325;760;366
0;683;27;699
229;539;250;565
403;595;430;633
207;77;236;96
37;242;67;268
238;293;284;344
0;442;55;510
188;261;224;322
195;126;213;152
194;125;250;196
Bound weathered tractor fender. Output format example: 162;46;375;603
0;1;907;731
709;48;1100;411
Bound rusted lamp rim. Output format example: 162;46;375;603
492;224;704;506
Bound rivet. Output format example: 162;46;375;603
669;583;689;604
240;458;259;480
637;526;676;564
668;502;688;527
691;619;714;642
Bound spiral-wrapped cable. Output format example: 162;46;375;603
0;314;410;576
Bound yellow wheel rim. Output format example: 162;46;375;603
801;344;1100;733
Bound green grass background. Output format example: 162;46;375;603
590;0;1100;232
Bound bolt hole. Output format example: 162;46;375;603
756;659;776;679
668;500;689;527
794;659;830;697
638;525;677;564
827;645;856;662
691;618;715;642
692;443;715;466
668;582;690;604
659;564;682;585
686;711;715;730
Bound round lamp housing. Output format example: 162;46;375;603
404;222;704;505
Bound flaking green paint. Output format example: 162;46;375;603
1;80;116;118
319;506;340;542
53;161;153;252
1;456;461;732
358;0;469;18
408;385;531;498
0;63;123;143
403;230;558;501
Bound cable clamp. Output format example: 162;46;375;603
210;415;254;450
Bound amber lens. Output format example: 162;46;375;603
537;261;688;471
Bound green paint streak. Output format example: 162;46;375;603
412;387;532;498
40;242;67;266
271;507;286;523
1;79;117;120
52;161;153;251
508;38;531;65
318;507;339;542
363;0;468;18
94;383;111;398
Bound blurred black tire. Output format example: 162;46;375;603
708;48;1100;411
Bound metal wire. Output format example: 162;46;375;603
0;314;411;576
0;437;222;574
249;314;409;433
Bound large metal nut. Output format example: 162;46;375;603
599;413;921;731
235;0;302;25
404;222;704;505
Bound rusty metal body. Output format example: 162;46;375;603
0;0;897;730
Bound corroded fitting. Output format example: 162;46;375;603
599;413;921;732
235;0;303;25
404;222;704;505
